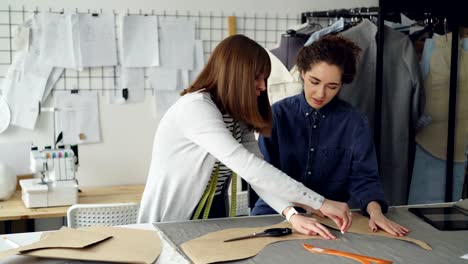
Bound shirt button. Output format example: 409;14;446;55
313;125;317;128
313;112;317;115
310;148;315;152
307;171;311;175
322;115;326;118
305;113;309;116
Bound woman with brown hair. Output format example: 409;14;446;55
138;34;352;239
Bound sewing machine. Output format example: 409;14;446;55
20;146;78;208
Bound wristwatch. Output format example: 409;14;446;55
286;207;299;222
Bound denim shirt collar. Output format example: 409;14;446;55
298;92;338;118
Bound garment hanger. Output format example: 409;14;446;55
295;16;322;35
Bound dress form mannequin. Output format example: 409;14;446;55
270;30;308;70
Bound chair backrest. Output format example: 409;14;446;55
67;202;140;228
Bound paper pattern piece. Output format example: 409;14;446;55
154;90;181;121
40;13;117;69
18;227;111;253
32;226;161;264
3;15;54;130
110;67;145;104
150;67;178;91
42;67;64;102
55;91;101;145
315;213;432;250
181;222;323;264
120;15;159;67
0;227;162;264
0;227;111;259
189;40;205;83
39;13;75;69
77;13;117;68
159;17;196;70
0;97;10;133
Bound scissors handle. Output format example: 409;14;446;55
257;228;292;237
224;228;292;242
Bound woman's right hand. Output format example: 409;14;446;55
289;214;336;240
318;199;352;233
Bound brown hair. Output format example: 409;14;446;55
296;35;361;84
181;34;272;136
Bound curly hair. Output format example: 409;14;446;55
296;35;361;84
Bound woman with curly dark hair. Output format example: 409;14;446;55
252;35;409;236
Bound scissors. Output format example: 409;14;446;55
303;244;393;264
224;228;292;242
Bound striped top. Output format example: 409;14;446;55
210;113;242;195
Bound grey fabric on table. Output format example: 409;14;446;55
154;207;468;264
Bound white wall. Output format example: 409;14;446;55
0;0;378;188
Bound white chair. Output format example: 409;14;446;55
67;202;140;228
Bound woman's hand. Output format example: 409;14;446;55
289;214;336;240
318;199;352;233
367;201;410;236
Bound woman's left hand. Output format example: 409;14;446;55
367;202;410;236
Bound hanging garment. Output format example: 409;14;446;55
409;145;465;204
339;20;424;205
304;18;345;46
415;33;468;162
409;33;468;204
266;50;302;105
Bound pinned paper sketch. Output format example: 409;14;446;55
13;26;30;51
154;90;181;121
4;52;52;129
149;68;178;91
0;97;11;133
110;67;145;104
1;15;60;129
55;91;101;145
77;13;117;68
40;13;117;69
120;15;159;67
39;13;76;69
43;68;64;102
159;17;196;70
189;40;205;83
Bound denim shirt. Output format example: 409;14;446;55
254;93;388;215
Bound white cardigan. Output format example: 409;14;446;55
138;91;324;223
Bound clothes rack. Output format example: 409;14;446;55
300;0;466;204
378;0;465;203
